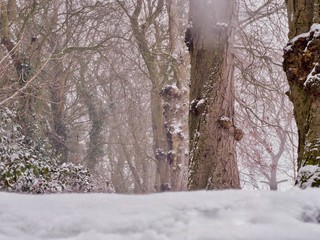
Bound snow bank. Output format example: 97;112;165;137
1;189;320;240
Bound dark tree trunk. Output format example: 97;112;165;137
188;0;240;190
283;0;320;187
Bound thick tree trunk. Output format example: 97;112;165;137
283;0;320;187
188;0;240;190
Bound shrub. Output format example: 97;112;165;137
0;108;93;193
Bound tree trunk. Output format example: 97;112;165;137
48;59;69;163
151;87;171;191
162;0;189;191
46;0;69;163
283;0;320;188
116;0;190;191
188;0;240;190
78;66;105;172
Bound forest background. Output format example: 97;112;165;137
0;0;300;193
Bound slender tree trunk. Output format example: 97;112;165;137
47;0;69;162
85;93;105;171
162;0;189;191
188;0;240;190
127;101;154;193
78;66;105;172
48;58;69;162
151;87;171;191
283;0;320;188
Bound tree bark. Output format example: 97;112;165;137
284;0;320;187
151;87;170;191
162;0;189;191
188;0;240;190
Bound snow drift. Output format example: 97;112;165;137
1;189;320;240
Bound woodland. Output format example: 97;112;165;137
0;0;319;194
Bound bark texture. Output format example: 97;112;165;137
162;0;189;191
161;84;188;191
188;0;240;190
284;0;320;188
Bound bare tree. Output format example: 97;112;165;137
115;0;189;191
235;0;297;190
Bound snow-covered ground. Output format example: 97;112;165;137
1;189;320;240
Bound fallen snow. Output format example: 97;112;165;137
1;189;320;240
220;116;230;121
304;63;320;88
310;23;320;37
216;22;228;28
297;165;320;189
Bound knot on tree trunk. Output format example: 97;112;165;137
219;116;232;129
155;148;167;161
160;84;181;100
218;116;244;141
160;183;171;192
190;98;206;116
184;25;193;52
283;24;320;95
234;128;244;141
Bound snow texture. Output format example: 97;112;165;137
216;22;228;28
196;99;205;108
285;24;320;52
289;32;310;45
220;116;230;121
310;23;320;37
288;23;320;45
1;190;320;240
297;165;320;189
304;63;320;88
170;122;182;134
